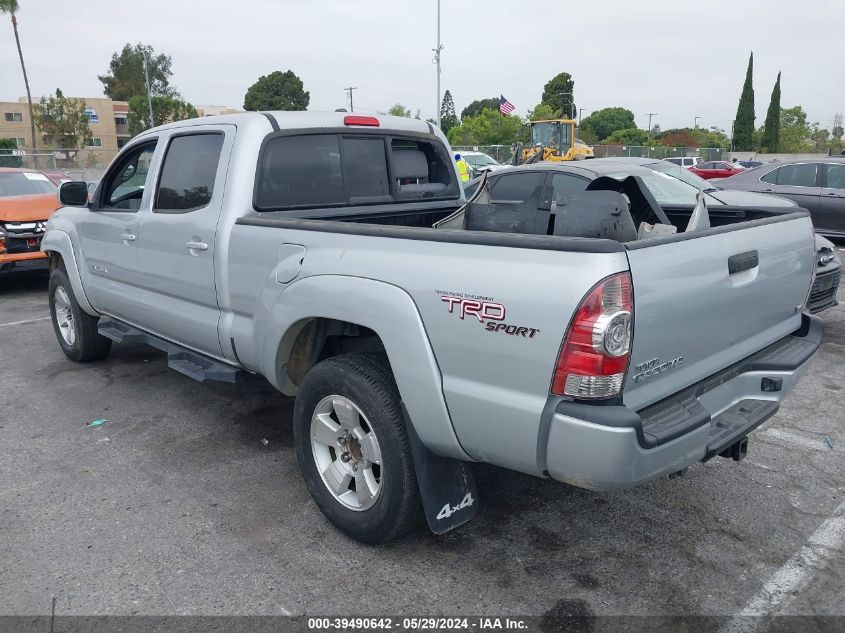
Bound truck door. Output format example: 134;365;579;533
133;125;235;356
77;140;159;320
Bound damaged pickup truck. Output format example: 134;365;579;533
43;112;822;544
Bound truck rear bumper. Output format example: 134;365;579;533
544;313;823;490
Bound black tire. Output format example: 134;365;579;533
48;266;112;362
293;353;421;544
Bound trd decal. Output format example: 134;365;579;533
440;296;505;322
437;292;540;339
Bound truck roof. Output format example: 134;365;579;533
139;111;437;136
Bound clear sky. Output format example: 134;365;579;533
1;0;843;132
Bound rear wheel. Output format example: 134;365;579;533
48;267;111;362
293;353;420;544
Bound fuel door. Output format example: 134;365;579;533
276;244;307;284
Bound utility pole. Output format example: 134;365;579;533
646;113;657;133
432;0;443;128
344;86;358;113
578;108;586;127
142;51;154;128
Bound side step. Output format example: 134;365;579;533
98;318;243;383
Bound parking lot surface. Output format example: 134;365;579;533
1;271;844;622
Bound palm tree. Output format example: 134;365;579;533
0;0;37;152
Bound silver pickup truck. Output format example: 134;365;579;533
43;112;823;544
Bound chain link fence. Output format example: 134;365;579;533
589;145;727;161
0;148;119;182
452;144;727;164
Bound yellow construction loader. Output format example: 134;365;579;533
519;119;594;163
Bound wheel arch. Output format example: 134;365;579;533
41;229;96;315
262;275;469;461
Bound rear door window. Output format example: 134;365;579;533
551;173;589;198
489;172;545;202
777;163;818;187
154;133;224;212
824;163;845;190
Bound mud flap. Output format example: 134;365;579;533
403;406;478;534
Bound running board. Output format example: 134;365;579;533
98;318;242;383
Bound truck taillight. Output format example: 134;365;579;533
551;272;633;399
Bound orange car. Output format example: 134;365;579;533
0;168;62;274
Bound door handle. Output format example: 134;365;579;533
119;233;136;242
185;240;208;251
759;188;774;193
728;250;758;274
824;192;841;197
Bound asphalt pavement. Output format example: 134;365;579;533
1;269;843;626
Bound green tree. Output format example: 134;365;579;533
580;107;636;144
386;104;412;117
733;52;756;151
446;108;525;147
760;72;781;153
0;0;37;150
99;43;177;101
601;128;650;145
243;70;309;111
527;102;559;121
127;96;199;136
32;89;91;159
831;122;844;154
778;106;813;153
541;72;575;119
0;137;23;167
439;90;458;135
460;98;499;120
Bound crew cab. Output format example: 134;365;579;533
43;112;822;544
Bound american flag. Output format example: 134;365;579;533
499;95;515;116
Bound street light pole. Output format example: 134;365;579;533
142;51;154;128
433;0;443;128
694;116;702;129
578;108;586;127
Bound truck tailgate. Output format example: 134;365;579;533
622;213;815;411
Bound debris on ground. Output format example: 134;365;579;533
260;438;270;446
86;419;108;428
824;435;834;449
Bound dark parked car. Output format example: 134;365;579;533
737;160;763;169
713;158;845;238
465;158;840;313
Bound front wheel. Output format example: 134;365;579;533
293;353;421;544
48;267;111;362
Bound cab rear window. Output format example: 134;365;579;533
254;133;457;211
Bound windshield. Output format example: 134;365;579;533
0;172;58;197
531;122;559;148
463;153;499;168
608;169;725;207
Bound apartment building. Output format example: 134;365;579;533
0;96;132;151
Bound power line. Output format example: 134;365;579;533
344;86;358;113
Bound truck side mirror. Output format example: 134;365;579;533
59;181;89;207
